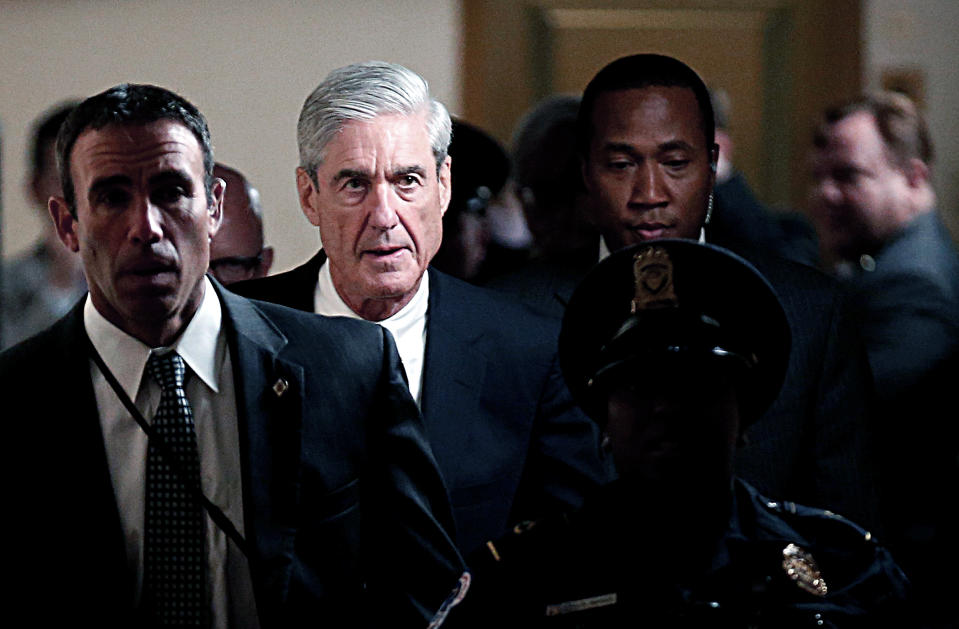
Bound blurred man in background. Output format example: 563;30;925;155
208;163;273;284
1;102;86;348
810;92;959;625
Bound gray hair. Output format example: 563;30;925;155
298;60;452;185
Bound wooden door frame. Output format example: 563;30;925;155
461;0;861;210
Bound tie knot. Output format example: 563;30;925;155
146;351;186;392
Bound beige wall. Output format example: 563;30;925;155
0;0;462;273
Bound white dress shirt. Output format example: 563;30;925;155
315;259;429;403
85;277;258;629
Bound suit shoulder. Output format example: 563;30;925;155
0;315;69;374
229;267;301;301
431;269;560;335
741;480;881;555
247;296;383;343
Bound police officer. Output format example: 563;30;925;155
456;240;911;628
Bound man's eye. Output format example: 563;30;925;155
344;178;366;191
607;160;633;171
834;169;859;185
398;175;421;188
153;186;188;205
97;189;130;207
663;159;690;169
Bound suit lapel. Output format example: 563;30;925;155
420;269;487;475
216;284;303;620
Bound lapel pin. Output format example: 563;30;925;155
272;378;289;397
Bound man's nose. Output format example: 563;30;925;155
812;177;842;206
129;196;164;243
629;163;669;207
368;184;400;230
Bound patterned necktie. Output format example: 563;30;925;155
144;351;207;627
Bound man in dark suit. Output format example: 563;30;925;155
2;83;465;628
231;61;611;557
809;92;959;625
493;54;879;530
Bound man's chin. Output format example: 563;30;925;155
361;271;421;300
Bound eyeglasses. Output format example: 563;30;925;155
209;253;263;285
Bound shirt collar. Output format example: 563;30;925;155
315;258;430;324
84;276;224;398
598;228;707;261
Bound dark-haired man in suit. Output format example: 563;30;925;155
494;53;879;531
2;82;465;628
231;60;611;557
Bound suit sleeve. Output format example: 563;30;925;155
362;326;468;627
510;350;615;524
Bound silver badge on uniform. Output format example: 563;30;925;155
782;543;828;596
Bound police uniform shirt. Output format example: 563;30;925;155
315;257;428;403
460;479;911;628
86;277;258;629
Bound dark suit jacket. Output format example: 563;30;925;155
846;211;959;620
708;172;821;268
231;252;611;555
487;241;880;530
846;210;959;400
3;282;464;628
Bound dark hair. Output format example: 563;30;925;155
30;101;79;180
814;91;934;170
576;54;715;160
56;83;215;215
513;94;583;205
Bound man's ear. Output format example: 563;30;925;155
905;157;930;188
297;167;323;226
580;154;592;193
48;196;80;253
438;155;452;217
208;177;225;238
710;142;720;174
257;246;275;278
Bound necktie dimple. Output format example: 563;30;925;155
144;351;207;627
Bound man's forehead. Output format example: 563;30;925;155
72;120;203;175
817;112;885;164
322;113;432;168
592;86;707;147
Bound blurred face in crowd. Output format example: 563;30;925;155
583;86;717;251
209;168;273;284
808;111;913;260
297;111;451;321
49;120;223;346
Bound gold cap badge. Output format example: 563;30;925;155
631;246;679;313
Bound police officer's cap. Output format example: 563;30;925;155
559;240;790;427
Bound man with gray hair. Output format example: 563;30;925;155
232;61;611;556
